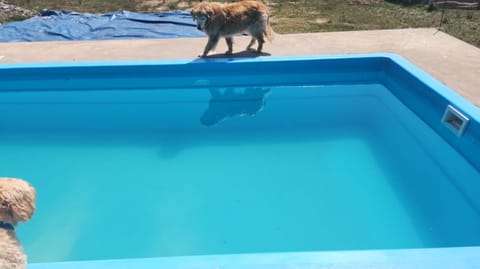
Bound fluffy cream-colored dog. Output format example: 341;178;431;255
191;0;274;57
0;177;36;269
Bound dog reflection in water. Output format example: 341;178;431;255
201;87;271;127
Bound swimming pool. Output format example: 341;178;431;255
0;54;479;268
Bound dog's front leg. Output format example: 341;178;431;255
200;35;220;57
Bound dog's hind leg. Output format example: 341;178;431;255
254;33;265;53
246;37;257;51
201;35;220;57
225;37;233;55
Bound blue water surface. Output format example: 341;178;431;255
0;84;479;263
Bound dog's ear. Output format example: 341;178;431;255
0;178;36;224
10;186;36;223
204;6;214;17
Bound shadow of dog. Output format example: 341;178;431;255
200;87;271;127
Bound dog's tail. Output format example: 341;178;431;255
265;16;275;43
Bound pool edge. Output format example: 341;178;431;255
29;246;480;269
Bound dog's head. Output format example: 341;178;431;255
0;177;36;226
191;2;215;31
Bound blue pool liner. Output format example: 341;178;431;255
0;10;205;42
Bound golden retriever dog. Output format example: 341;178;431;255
0;177;36;269
191;0;274;57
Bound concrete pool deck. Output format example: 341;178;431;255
0;27;479;107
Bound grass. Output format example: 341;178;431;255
270;0;479;47
3;0;480;47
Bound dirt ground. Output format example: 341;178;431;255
136;0;191;12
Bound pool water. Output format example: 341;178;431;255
1;83;479;263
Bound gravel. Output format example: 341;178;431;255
0;0;36;24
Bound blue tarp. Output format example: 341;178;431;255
0;10;205;42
